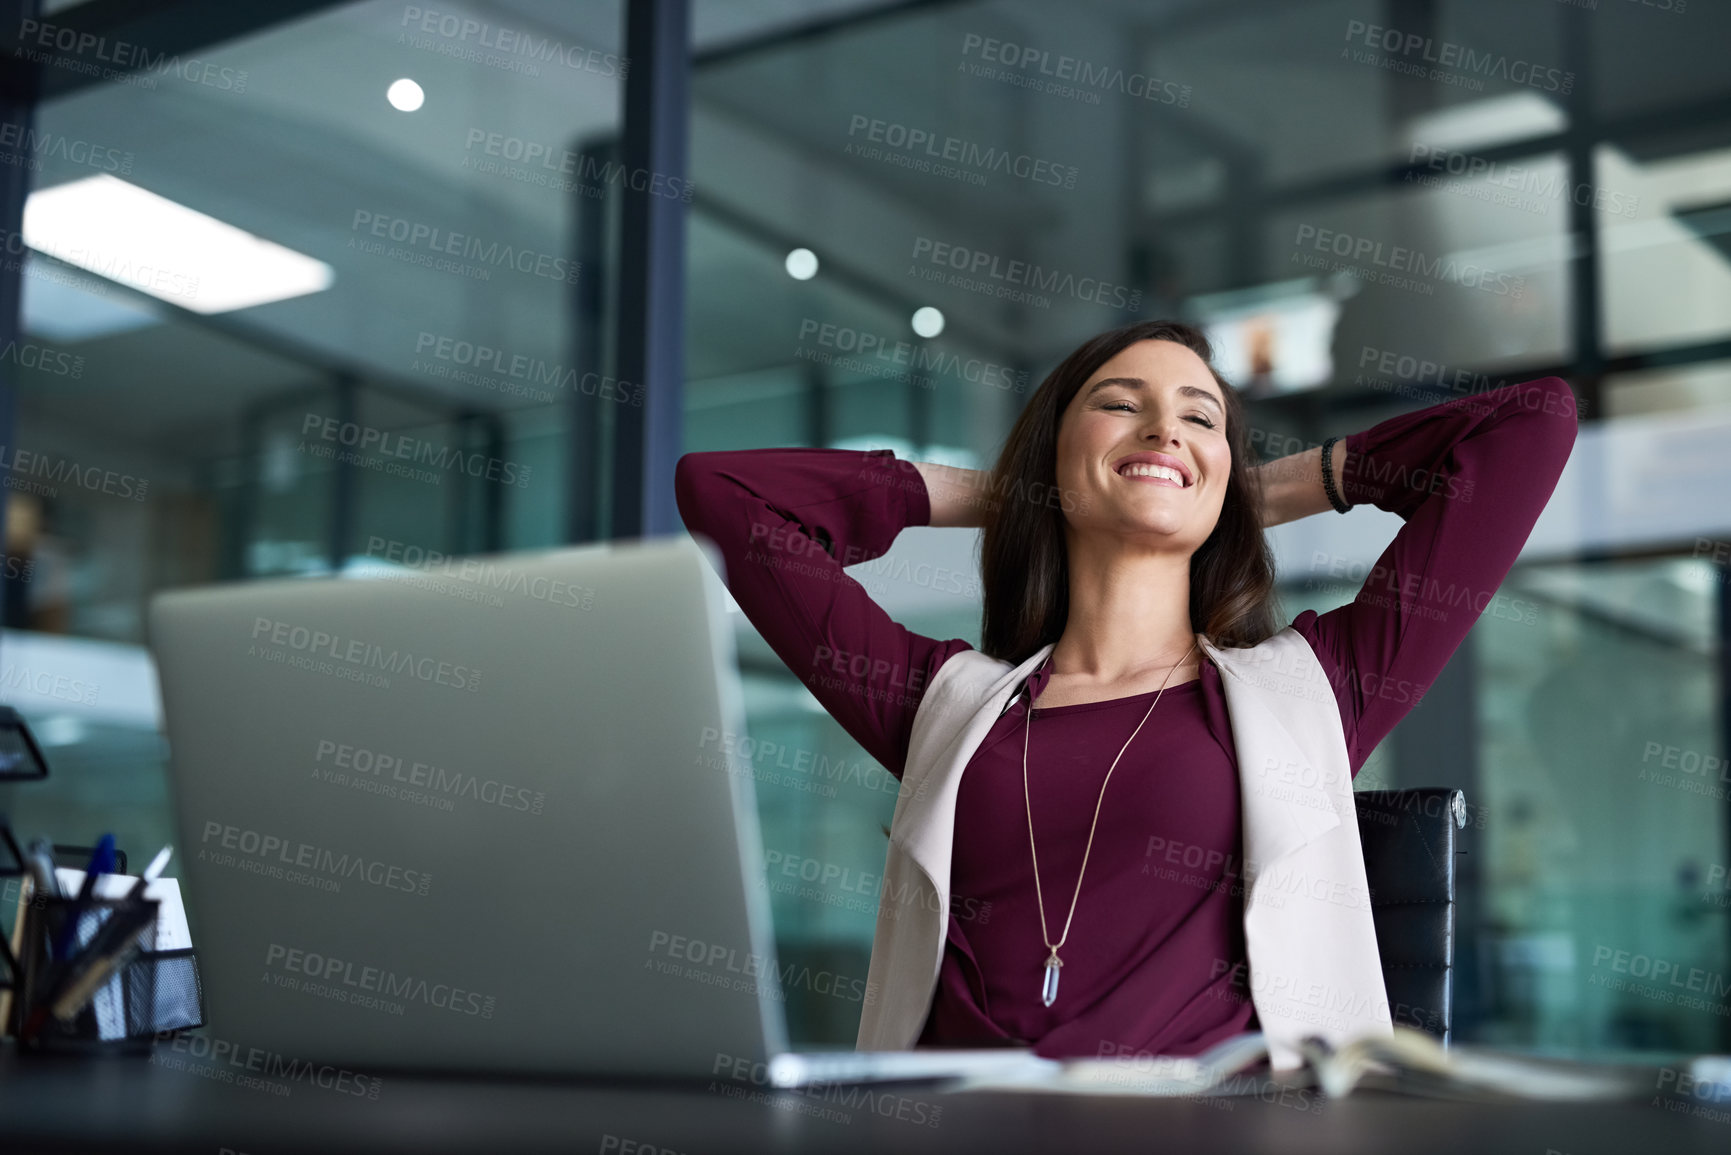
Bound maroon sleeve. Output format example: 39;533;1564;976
673;448;973;778
1293;376;1579;773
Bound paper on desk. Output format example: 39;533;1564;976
947;1033;1277;1097
948;1063;1216;1096
54;868;193;952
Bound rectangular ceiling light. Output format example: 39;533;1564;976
1402;91;1566;155
21;253;163;341
23;174;333;314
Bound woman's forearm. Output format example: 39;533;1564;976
1295;376;1577;767
912;461;993;528
672;448;961;776
1255;443;1350;529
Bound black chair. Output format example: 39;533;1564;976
1355;788;1467;1045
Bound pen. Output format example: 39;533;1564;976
51;833;116;961
39;848;173;1030
46;900;157;1027
126;847;172;900
24;838;60;900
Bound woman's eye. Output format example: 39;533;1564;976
1100;401;1213;427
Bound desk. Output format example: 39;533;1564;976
0;1044;1721;1155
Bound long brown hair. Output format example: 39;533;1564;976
978;320;1279;663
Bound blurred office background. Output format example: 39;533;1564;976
1;0;1729;1058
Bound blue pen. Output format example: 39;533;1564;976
51;833;116;961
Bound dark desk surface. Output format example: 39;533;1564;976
1;1044;1725;1155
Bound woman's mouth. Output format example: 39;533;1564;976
1118;463;1188;487
1113;453;1193;487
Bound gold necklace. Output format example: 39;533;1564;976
1021;640;1198;1008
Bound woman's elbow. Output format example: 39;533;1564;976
673;452;716;529
1531;376;1582;428
1520;376;1581;464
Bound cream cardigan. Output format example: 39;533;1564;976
855;626;1393;1070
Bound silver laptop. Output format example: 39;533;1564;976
149;535;1041;1086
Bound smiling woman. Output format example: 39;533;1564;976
673;317;1578;1065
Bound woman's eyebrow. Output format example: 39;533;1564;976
1085;377;1224;414
1179;385;1225;414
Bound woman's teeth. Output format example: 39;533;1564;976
1120;464;1186;485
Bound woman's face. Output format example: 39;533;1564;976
1053;339;1232;552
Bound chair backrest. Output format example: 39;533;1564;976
1354;788;1466;1045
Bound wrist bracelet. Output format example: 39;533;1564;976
1321;436;1351;514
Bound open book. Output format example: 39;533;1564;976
944;1027;1648;1101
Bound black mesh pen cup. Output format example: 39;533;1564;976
12;894;162;1054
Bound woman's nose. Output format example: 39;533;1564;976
1143;416;1183;445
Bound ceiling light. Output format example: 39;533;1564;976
1403;92;1565;155
23;174;334;314
387;78;425;112
785;248;818;280
911;306;944;338
21;253;161;341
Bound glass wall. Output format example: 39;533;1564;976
683;0;1731;1052
0;0;624;918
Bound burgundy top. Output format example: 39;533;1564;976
673;377;1577;1061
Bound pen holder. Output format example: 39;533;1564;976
10;894;202;1054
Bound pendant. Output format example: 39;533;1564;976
1041;951;1062;1007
